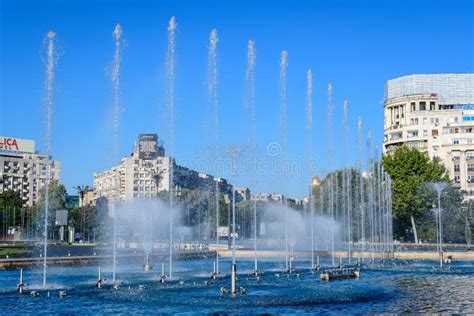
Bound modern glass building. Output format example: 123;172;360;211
385;73;474;105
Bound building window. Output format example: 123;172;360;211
432;129;438;137
468;175;474;183
430;102;436;110
408;141;419;148
468;164;474;172
411;102;416;112
454;175;461;183
423;130;428;137
423;117;427;124
407;130;418;138
453;139;459;144
391;132;402;140
454;164;460;172
419;101;426;111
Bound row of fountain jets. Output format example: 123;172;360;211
39;17;393;291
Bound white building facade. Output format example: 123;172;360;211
0;136;61;206
383;73;474;197
93;134;232;203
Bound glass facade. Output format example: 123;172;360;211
385;74;474;105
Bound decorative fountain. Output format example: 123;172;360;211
3;13;473;316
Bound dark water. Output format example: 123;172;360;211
1;258;473;314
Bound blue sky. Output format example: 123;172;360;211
1;0;473;198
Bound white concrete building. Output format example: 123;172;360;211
252;193;285;203
234;187;251;201
93;134;232;203
383;73;474;197
0;136;60;206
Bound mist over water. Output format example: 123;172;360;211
114;198;192;254
261;203;340;252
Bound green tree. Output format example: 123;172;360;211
464;200;474;248
30;180;67;239
382;146;449;242
0;189;23;237
0;189;23;210
68;203;108;243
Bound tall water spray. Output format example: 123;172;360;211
112;25;122;158
279;50;289;270
326;83;335;266
342;100;352;263
110;23;123;283
167;16;177;279
356;116;365;259
378;160;384;256
430;182;448;267
374;145;381;254
366;129;376;260
387;176;394;254
208;29;220;274
42;30;58;288
306;69;314;268
245;40;258;272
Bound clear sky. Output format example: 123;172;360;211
1;0;473;198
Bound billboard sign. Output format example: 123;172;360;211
138;134;158;160
55;210;68;226
0;137;35;155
